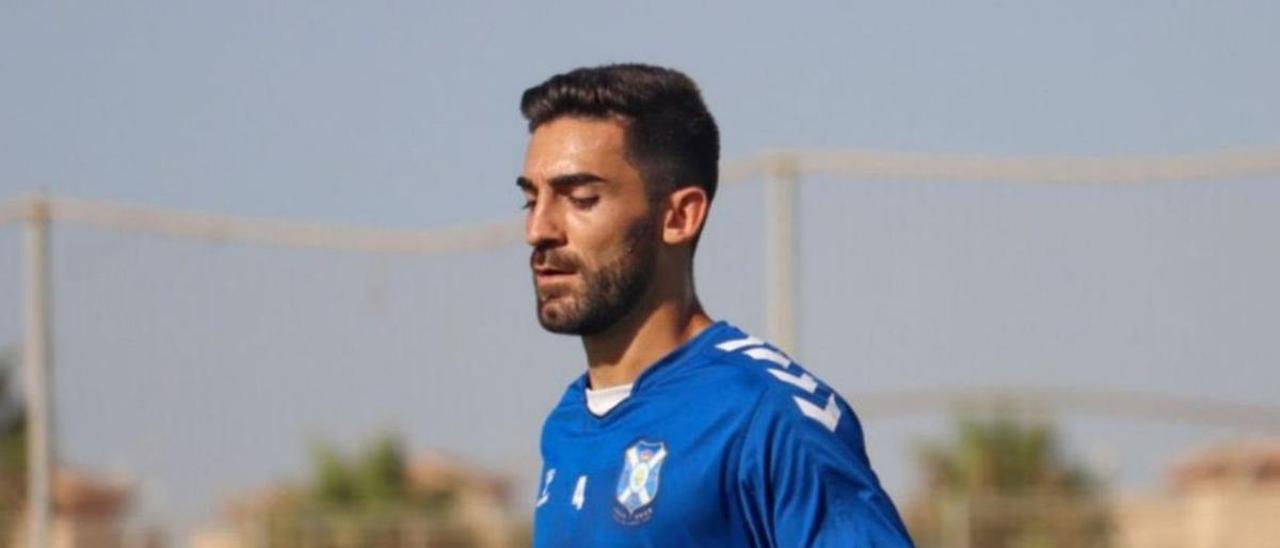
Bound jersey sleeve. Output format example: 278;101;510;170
737;385;914;547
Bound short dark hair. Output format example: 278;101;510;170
520;63;720;204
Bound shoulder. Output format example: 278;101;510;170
701;333;847;420
701;333;870;454
695;328;805;388
653;332;804;413
631;323;792;401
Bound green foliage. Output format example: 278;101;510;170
0;347;27;510
905;411;1111;548
356;435;406;506
303;433;449;513
308;433;408;510
918;413;1096;498
310;441;357;508
255;433;477;547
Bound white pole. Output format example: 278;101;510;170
22;193;54;548
764;155;799;356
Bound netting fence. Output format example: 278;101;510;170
2;146;1279;547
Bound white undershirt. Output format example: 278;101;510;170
585;383;634;416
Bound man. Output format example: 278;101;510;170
519;64;912;546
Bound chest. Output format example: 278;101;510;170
533;403;752;546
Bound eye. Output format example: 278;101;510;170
569;196;599;209
520;198;536;211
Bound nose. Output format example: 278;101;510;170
525;199;565;249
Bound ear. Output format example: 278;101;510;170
661;186;710;246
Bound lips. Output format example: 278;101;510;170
534;265;573;274
534;268;576;281
531;248;581;290
532;249;575;273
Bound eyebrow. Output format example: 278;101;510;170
516;172;608;191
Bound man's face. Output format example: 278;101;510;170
519;117;659;335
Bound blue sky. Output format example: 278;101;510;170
2;0;1278;534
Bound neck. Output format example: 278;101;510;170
582;294;713;390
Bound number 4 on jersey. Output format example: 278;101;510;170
572;475;586;510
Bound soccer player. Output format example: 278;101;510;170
518;64;913;547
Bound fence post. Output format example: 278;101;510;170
22;193;55;548
765;154;800;356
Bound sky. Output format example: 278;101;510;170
1;0;1278;537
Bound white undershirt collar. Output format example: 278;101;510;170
585;383;634;417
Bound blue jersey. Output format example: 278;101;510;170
533;321;913;547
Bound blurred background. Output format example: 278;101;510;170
1;2;1278;547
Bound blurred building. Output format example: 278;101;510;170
1114;439;1280;548
191;450;528;548
6;468;149;548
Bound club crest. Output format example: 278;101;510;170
613;440;667;525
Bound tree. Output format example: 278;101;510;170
255;433;475;547
306;433;444;512
0;346;26;511
904;411;1111;548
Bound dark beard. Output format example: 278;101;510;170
533;219;657;335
